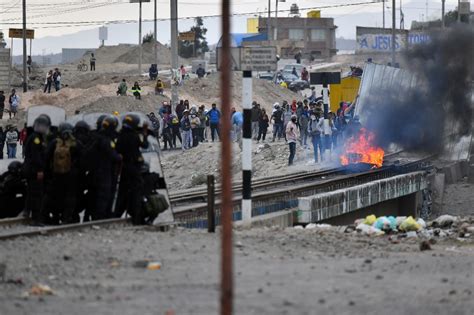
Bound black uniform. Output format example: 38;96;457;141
90;130;121;220
42;136;81;224
115;127;148;224
22;132;47;222
0;128;5;159
0;168;26;218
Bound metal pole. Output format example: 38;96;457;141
170;0;179;113
207;175;216;233
274;0;278;40
391;0;396;65
457;0;461;23
242;70;252;224
139;0;143;76
383;0;385;28
22;0;27;92
267;0;271;40
154;0;158;65
220;0;233;313
442;0;446;28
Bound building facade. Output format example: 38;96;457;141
256;16;337;59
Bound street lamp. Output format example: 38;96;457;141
267;0;285;41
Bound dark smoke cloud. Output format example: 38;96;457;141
362;25;474;153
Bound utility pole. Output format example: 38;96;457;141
391;0;396;65
220;2;233;315
457;0;461;23
383;0;385;28
442;0;446;28
274;0;278;41
170;0;179;112
267;0;271;40
139;0;143;76
22;0;27;92
154;0;158;65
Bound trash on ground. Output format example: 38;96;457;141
146;262;162;270
29;284;54;296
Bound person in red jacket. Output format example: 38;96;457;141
19;123;28;158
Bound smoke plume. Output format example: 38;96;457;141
362;25;474;153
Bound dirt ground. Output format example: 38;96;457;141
0;217;472;315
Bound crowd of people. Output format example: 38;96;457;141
0;113;168;225
144;93;360;166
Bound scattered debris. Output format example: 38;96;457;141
419;241;432;251
146;262;162;270
29;284;54;296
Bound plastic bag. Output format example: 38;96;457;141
356;223;385;236
399;216;421;232
363;214;377;226
374;216;397;231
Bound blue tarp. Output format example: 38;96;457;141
217;33;268;47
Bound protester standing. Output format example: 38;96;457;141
257;109;269;143
6;126;18;159
286;115;299;166
207;103;220;142
44;70;53;94
53;68;61;91
90;53;96;71
251;102;260;140
8;89;19;119
180;110;192;150
308;114;324;163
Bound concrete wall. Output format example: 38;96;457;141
297;172;428;224
0;48;11;92
356;27;431;55
61;48;94;64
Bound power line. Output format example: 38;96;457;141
2;1;381;27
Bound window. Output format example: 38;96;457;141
289;29;304;40
311;29;326;41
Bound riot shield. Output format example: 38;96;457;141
120;112;174;224
26;105;66;127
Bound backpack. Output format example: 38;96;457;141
143;193;169;217
53;138;73;174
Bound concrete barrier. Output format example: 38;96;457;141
297;172;428;224
469;164;474;184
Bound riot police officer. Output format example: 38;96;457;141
90;115;122;220
43;122;81;224
0;161;26;218
115;114;149;224
23;114;50;225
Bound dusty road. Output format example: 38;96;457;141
0;225;472;315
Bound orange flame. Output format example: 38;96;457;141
340;128;385;168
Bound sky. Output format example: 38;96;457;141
0;0;463;55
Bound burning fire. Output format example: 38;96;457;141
340;128;385;168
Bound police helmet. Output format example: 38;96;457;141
102;115;119;131
33;114;51;134
59;122;74;137
7;161;23;174
122;114;140;130
96;114;108;130
74;120;90;132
